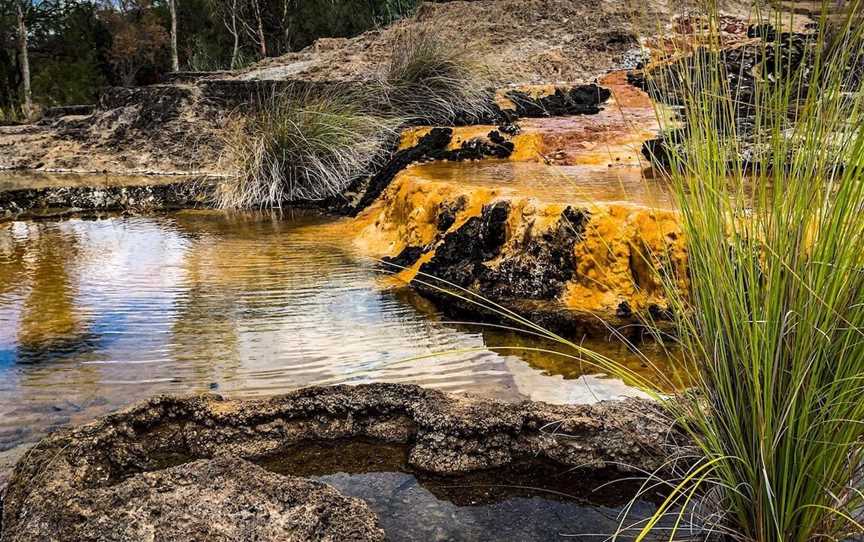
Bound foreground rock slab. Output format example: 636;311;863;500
6;456;382;542
0;383;676;541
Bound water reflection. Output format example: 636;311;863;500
0;211;676;453
260;440;680;542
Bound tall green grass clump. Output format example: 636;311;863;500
382;27;493;123
217;90;398;208
636;2;864;539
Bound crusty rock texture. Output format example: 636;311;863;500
0;383;677;541
0;179;214;222
3;456;383;542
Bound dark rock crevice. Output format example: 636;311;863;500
417;201;511;289
331;127;518;216
506;84;612;118
416;204;589;302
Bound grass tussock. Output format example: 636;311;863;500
381;27;494;124
219;27;492;208
217;91;398;208
633;3;864;540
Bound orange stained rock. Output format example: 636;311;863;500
398;125;544;162
398;74;668;168
349;167;687;319
564;204;686;315
352;171;499;259
348;73;688;320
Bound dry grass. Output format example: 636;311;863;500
380;27;494;124
217;27;493;208
216;90;399;208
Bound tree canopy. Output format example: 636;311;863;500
0;0;418;118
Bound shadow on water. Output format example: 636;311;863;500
258;440;687;542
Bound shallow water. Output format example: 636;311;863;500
260;440;679;542
398;160;675;208
0;210;678;455
0;171;189;192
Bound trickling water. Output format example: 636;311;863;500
397;160;675;207
0;210;678;458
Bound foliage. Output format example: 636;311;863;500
0;0;420;111
279;0;419;52
217;90;399;207
101;1;169;86
634;3;864;540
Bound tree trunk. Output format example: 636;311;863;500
16;1;31;119
169;0;179;71
281;0;291;51
230;0;239;68
252;0;267;58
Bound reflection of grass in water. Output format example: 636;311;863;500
477;328;687;393
389;282;689;393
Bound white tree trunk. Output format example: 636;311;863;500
169;0;179;71
16;1;31;119
230;0;239;69
252;0;266;58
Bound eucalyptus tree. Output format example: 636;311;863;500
0;0;32;117
14;0;29;116
168;0;177;70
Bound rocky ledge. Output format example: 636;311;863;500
0;179;214;222
0;383;677;541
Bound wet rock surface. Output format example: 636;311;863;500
358;165;685;336
0;383;677;541
334;127;517;215
0;180;213;222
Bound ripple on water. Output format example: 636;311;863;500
0;210;678;452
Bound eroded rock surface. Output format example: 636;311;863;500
0;384;676;541
0;179;214;222
355;141;686;335
4;456;383;542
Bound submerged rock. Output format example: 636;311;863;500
0;384;677;541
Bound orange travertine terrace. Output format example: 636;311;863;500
349;73;687;327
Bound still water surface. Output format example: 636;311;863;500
0;210;671;456
261;440;676;542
